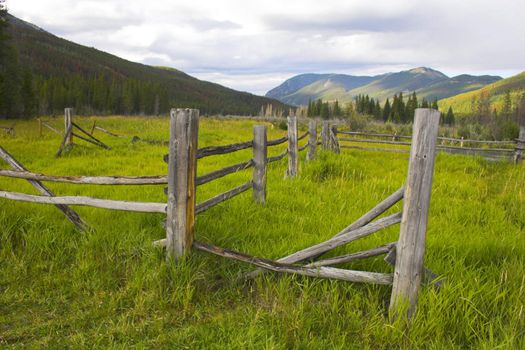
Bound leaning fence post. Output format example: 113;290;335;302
389;108;440;320
514;125;525;164
307;120;317;161
64;108;73;145
321;121;329;150
253;125;267;203
166;108;199;261
286;115;298;177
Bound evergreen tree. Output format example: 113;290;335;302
382;98;391;121
445;107;455;125
320;102;329;119
431;99;439;110
333;100;341;117
421;98;429;108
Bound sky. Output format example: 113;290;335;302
8;0;525;96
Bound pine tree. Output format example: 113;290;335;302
431;99;439;110
383;98;391;122
445;107;455;125
421;98;429;108
320;102;329;119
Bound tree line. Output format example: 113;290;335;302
306;92;456;125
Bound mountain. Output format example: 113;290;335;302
267;67;501;106
4;14;288;117
439;71;525;114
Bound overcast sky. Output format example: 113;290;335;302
8;0;525;95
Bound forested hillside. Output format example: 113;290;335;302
0;13;288;118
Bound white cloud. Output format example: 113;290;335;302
7;0;525;95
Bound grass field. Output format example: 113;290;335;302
1;116;524;349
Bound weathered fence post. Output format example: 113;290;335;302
460;136;464;148
331;125;340;154
166;108;199;261
286;115;298;177
514;125;525;164
390;108;440;320
253;125;267;203
321;121;329;150
307;120;317;161
64;108;73;145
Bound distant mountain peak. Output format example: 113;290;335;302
266;67;501;106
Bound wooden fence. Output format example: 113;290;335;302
1;107;450;319
335;127;525;163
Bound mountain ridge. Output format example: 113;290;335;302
267;67;501;106
6;14;289;116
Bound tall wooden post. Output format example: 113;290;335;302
331;125;340;153
321;121;329;150
514;125;525;164
287;115;298;177
166;108;199;261
307;120;317;161
390;108;440;320
253;125;267;204
64;108;73;145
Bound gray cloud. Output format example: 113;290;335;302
8;0;525;95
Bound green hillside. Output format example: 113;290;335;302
3;14;288;118
439;71;525;114
268;68;501;106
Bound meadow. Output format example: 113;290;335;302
0;116;524;349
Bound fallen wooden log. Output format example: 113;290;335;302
196;181;252;214
245;212;402;279
0;190;166;213
334;187;404;238
0;169;167;185
0;146;88;231
337;130;412;140
151;239;393;285
307;242;396;267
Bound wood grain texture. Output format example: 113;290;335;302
306;242;396;268
0;190;166;213
0;169;167;185
196;181;252;214
246;213;402;279
390;108;440;320
194;241;393;285
252;125;267;204
196;160;254;186
307;120;316;161
166;108;199;261
321;121;329;150
286;115;298;177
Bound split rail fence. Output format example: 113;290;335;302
1;107;449;319
333;126;525;163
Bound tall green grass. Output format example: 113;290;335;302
0;117;524;348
